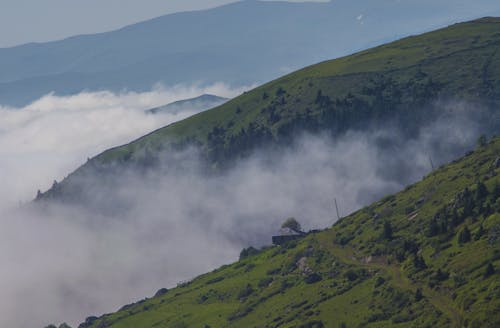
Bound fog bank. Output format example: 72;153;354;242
0;101;496;327
0;83;246;209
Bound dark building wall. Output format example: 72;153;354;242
272;235;302;245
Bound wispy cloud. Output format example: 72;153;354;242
0;83;247;209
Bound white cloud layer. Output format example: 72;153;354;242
0;83;246;209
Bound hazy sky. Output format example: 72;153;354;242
0;0;326;48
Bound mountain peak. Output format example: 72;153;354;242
145;94;228;115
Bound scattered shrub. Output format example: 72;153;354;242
345;270;359;282
237;284;254;300
258;277;273;288
154;288;169;297
382;221;393;240
374;276;386;288
484;262;495;278
206;277;225;285
267;267;281;275
305;273;322;284
299;320;325;328
415;288;423;301
245;263;256;272
367;312;391;322
458;226;471;244
239;246;260;260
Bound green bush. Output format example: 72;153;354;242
239;246;260;260
237;284;254;300
484;262;495;278
304;273;322;284
374;276;386;288
458;226;471;244
258;277;273;288
299;320;325;328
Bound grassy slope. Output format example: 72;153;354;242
92;17;500;164
83;138;500;328
38;17;500;200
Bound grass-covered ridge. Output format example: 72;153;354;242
94;17;500;163
39;17;500;202
80;137;500;328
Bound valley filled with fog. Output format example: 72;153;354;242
0;90;491;326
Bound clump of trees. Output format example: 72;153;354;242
484;263;495;278
458;226;471;244
425;181;495;244
237;283;254;300
477;134;487;147
413;254;427;270
382;221;393;240
281;217;302;232
415;288;423;301
44;324;72;328
239;246;260;260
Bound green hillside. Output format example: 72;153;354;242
96;17;500;163
37;18;500;327
78;137;500;328
40;17;500;200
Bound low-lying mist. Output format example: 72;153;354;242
0;100;496;327
0;83;246;210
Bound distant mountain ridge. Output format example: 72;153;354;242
1;0;499;106
146;94;228;115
